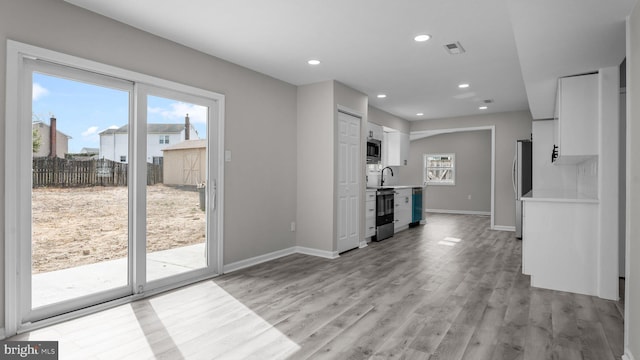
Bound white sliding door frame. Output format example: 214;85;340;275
22;58;136;324
5;40;225;336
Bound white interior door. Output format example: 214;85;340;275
337;111;361;253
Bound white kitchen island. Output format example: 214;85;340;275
522;190;599;296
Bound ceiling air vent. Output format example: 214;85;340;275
483;99;494;104
444;42;465;55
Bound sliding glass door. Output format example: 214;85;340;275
139;88;217;290
17;57;221;325
25;60;134;322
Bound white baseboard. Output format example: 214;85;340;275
623;349;636;360
0;327;5;340
223;246;341;274
493;225;516;232
295;246;340;259
425;209;491;216
223;247;296;273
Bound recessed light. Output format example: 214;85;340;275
479;106;488;110
377;94;387;99
414;34;432;42
416;113;424;116
307;59;321;65
458;83;470;89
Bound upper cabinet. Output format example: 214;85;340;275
384;131;410;166
553;73;598;164
367;122;383;141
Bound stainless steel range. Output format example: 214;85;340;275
374;188;394;241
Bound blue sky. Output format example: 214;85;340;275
32;73;207;153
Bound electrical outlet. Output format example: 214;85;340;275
467;195;472;200
290;221;296;232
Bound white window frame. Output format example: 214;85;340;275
4;40;225;336
159;135;170;144
424;153;456;186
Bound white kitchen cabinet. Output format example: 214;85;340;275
553;73;598;164
365;190;376;238
394;188;412;232
385;131;410;166
522;198;598;296
367;122;383;141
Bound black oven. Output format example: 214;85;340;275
367;139;381;164
374;189;394;241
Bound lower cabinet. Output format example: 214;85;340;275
522;199;598;296
394;189;412;232
365;190;376;238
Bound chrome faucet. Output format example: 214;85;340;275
380;166;394;187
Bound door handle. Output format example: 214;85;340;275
211;179;217;211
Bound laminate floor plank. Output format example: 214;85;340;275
8;214;624;360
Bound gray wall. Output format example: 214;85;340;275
296;81;368;253
410;111;532;228
368;106;411;134
296;81;334;252
1;0;298;326
401;131;491;213
626;3;640;358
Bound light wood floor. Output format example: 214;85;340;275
10;213;624;359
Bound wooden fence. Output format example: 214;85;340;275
32;157;163;187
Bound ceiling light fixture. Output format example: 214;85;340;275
458;83;470;89
307;59;321;65
416;113;424;116
414;34;431;42
377;94;387;99
479;106;488;110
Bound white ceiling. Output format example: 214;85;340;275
508;0;636;119
66;0;636;121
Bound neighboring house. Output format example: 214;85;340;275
162;139;207;186
32;119;71;159
99;123;199;164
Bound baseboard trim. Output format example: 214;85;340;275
295;246;340;259
223;246;341;274
493;225;516;232
623;350;635;360
425;209;491;216
0;327;5;340
223;247;296;273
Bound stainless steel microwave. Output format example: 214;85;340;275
367;139;381;163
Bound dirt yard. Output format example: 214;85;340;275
32;184;205;274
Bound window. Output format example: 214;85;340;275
152;156;163;166
120;155;127;162
424;153;455;185
159;135;170;144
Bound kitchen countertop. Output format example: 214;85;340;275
521;189;599;204
366;185;424;190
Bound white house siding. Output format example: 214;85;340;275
99;124;199;163
99;133;128;162
146;132;184;163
